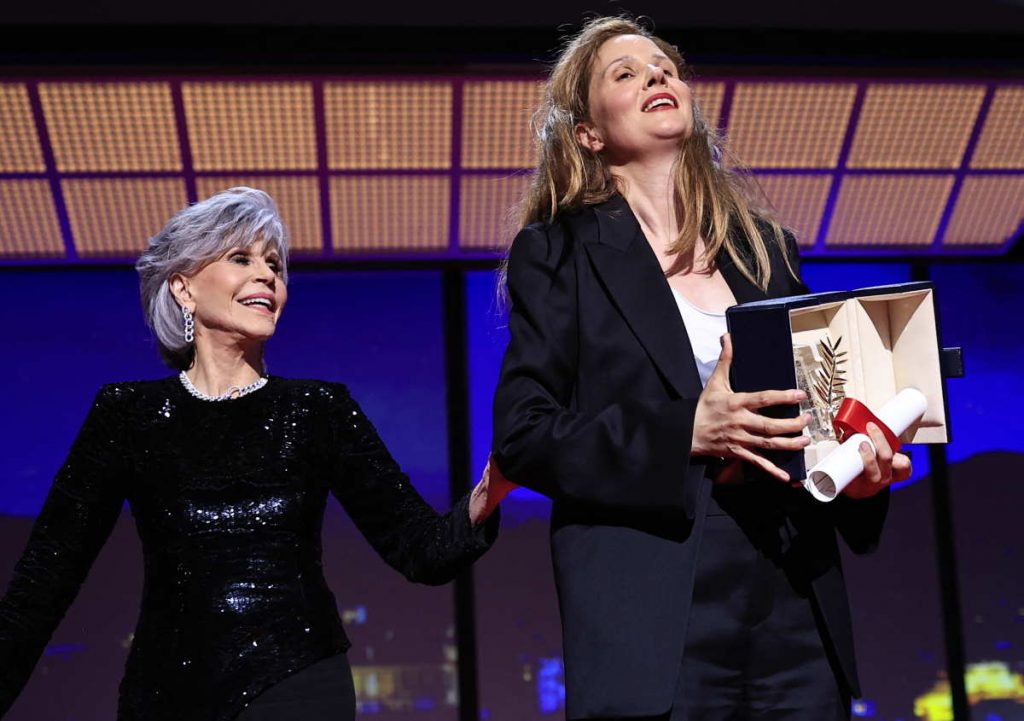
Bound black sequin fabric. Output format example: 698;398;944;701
0;377;498;721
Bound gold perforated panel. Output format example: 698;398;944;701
330;175;449;252
970;86;1024;169
195;176;322;253
848;84;986;169
943;176;1024;246
689;80;726;132
39;82;181;172
0;180;63;257
461;81;543;169
184;82;316;171
63;178;187;256
0;84;45;173
728;83;856;168
459;174;531;249
326;82;452;170
753;174;834;245
1;76;1020;263
826;175;954;246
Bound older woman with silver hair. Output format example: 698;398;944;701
0;187;511;721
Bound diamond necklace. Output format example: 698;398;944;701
178;371;268;401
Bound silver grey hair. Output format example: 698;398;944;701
135;186;290;370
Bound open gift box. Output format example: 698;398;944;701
726;281;963;490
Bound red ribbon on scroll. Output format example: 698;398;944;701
832;398;903;452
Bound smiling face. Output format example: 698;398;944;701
577;34;693;162
172;240;288;347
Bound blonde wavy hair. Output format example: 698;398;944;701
508;15;794;290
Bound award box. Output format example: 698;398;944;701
725;281;963;483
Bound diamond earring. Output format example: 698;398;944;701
182;306;195;344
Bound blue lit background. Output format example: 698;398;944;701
2;259;1023;720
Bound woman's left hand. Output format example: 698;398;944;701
468;456;518;525
841;422;913;499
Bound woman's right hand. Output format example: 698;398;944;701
468;456;518;525
691;333;811;482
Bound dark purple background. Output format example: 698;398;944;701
3;0;1023;34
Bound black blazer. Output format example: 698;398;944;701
492;194;888;719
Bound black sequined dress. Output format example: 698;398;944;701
0;377;498;720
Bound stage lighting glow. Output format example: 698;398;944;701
39;82;181;173
184;82;316;171
848;84;986;169
0;179;64;257
0;76;1019;261
728;83;857;168
970;86;1024;169
826;175;954;245
461;81;543;170
689;80;726;132
753;173;834;245
330;175;449;252
326;81;452;170
458;173;531;250
943;175;1024;246
196;175;323;253
0;84;45;173
62;177;187;256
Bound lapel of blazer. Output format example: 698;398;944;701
716;235;771;306
579;195;703;399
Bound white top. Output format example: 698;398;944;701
670;287;728;388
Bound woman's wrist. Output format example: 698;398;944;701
468;480;490;525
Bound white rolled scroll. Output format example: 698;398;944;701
803;387;927;503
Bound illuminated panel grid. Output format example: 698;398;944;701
184;82;316;171
330;176;448;252
690;80;726;132
826;175;954;246
62;178;187;256
196;176;322;253
0;180;64;257
970;86;1024;169
461;81;543;169
459;174;531;249
326;82;452;170
39;82;181;172
753;173;834;246
848;84;986;169
0;84;45;173
728;83;856;168
943;175;1024;246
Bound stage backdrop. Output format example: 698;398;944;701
1;260;1022;720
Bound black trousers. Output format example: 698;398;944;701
586;486;851;721
672;485;850;721
235;653;356;721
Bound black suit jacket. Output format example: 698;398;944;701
492;194;888;719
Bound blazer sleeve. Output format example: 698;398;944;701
0;387;127;715
782;228;890;553
492;224;701;516
324;384;498;586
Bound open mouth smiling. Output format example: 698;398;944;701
238;294;276;314
642;93;678;112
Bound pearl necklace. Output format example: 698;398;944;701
178;371;268;401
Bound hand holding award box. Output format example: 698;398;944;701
725;282;963;501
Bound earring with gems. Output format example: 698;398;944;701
182;306;195;344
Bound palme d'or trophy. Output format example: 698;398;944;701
793;336;927;502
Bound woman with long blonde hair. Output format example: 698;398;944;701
492;17;910;720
